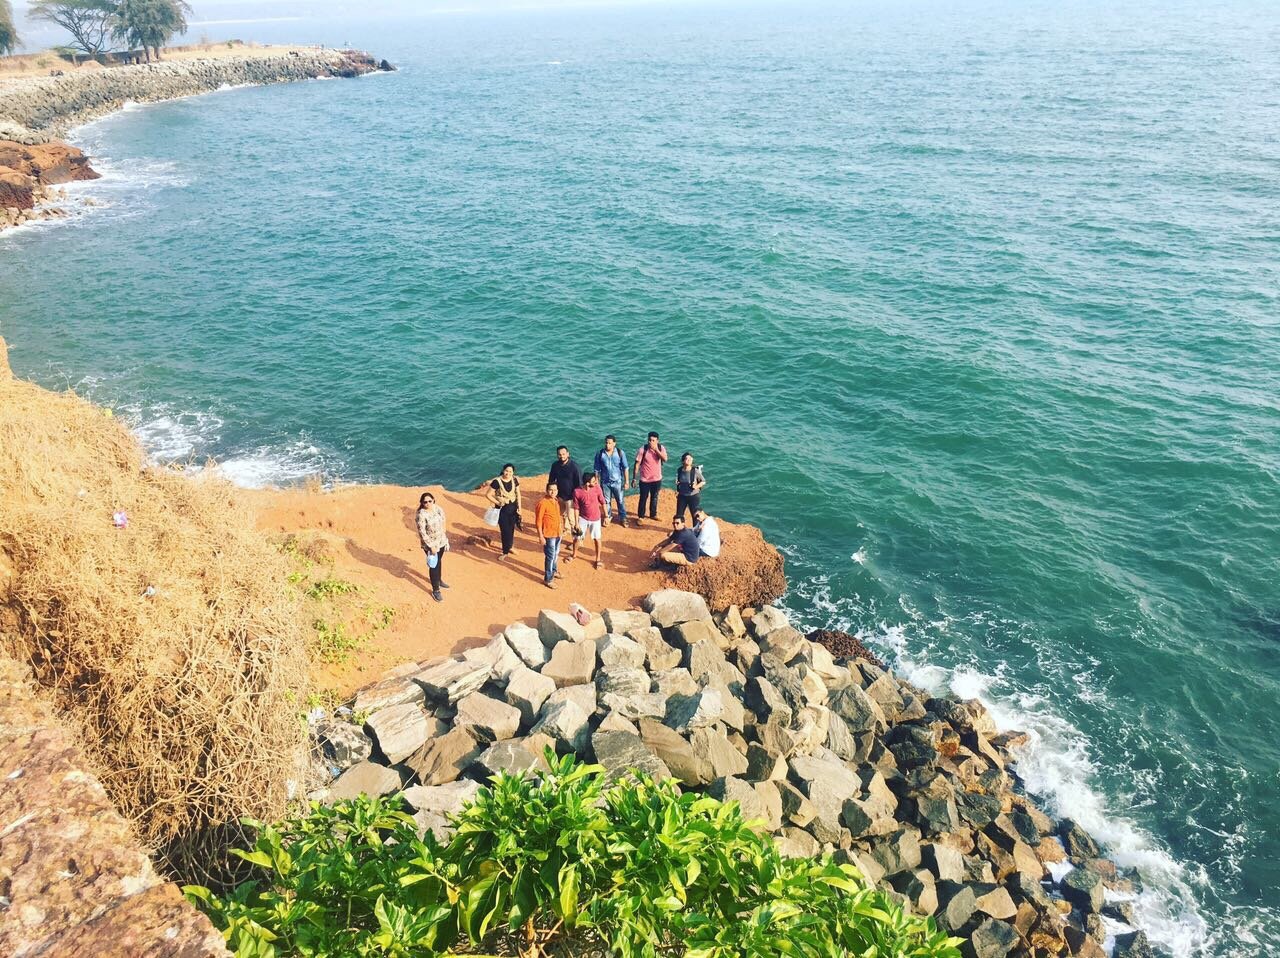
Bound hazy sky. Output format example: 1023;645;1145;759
10;0;736;51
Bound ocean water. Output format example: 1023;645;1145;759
2;0;1278;953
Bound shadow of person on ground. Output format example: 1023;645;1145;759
346;539;435;596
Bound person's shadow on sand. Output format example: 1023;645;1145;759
346;540;435;595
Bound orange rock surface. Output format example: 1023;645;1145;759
247;479;784;696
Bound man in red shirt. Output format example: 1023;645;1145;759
572;471;608;569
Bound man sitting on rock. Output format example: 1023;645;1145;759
651;516;702;567
693;509;721;558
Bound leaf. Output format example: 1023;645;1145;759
558;862;580;926
231;849;274;869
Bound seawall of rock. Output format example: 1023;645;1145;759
0;48;393;141
313;592;1164;958
0;655;229;958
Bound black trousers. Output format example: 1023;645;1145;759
426;550;444;591
675;491;701;521
638;480;661;518
498;502;519;554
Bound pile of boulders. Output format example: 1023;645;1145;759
308;591;1163;958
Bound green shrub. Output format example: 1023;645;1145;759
187;754;961;958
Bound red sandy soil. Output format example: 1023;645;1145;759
248;479;715;696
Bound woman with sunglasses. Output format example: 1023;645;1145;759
416;491;450;602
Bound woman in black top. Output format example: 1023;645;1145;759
486;463;523;559
674;452;706;522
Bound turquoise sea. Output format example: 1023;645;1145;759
1;1;1277;953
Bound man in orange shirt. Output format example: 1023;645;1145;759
535;482;563;589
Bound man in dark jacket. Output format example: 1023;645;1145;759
548;445;583;547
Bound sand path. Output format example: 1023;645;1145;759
248;479;705;695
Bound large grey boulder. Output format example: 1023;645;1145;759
1061;866;1104;914
643;589;710;628
922;842;966;884
597;633;646;669
688;726;748;781
538;608;586;646
353;668;427;715
462;633;523;686
749;605;791;640
471;740;545;780
630;627;682;671
665;687;725;733
935;881;978;933
595;665;650;698
328;761;403;801
702;677;746;732
746;676;794;727
408;725;485;786
639;718;704;785
546;683;597;717
505;666;556;726
415;658;492;705
709;776;769;827
789;753;860;800
964;919;1019;958
776;826;820;858
868;828;923;877
777;780;816;827
972;884;1017;921
454;691;521;742
314;718;373;770
365;702;439;764
827;681;888;734
597;711;639;734
652;667;699;699
603;608;652;635
542;639;597;688
531;699;590;753
666;619;722;651
1113;932;1157;958
600;690;668;721
503;622;550;668
402;780;482;818
591;730;671;783
758;626;806;663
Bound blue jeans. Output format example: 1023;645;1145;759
543;537;561;584
603;480;627;522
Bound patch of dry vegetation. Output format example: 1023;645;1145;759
0;339;309;882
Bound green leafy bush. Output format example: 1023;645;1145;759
188;754;961;958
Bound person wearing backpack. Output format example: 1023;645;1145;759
632;431;668;524
594;434;630;528
674;452;706;522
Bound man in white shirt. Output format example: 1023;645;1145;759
693;510;721;558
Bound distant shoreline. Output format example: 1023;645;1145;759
0;45;393;231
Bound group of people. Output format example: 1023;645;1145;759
413;432;722;599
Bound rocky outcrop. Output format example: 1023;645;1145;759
669;522;786;611
0;49;393;141
0;656;228;958
315;595;1162;958
0;140;99;228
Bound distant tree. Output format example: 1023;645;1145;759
1;0;19;56
111;0;191;62
27;0;115;57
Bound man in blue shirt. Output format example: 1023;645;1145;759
593;434;630;528
651;516;702;567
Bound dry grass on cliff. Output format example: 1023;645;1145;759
0;359;309;882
